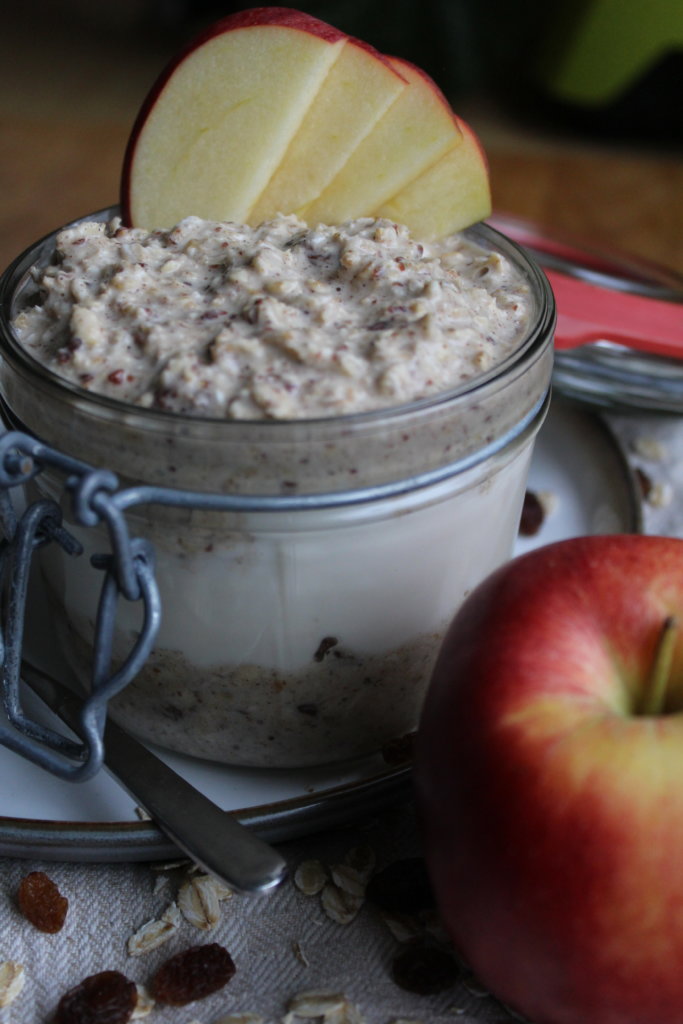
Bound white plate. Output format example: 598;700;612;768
0;396;640;860
517;394;641;548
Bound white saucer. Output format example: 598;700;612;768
0;396;640;860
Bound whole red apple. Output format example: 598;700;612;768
415;535;683;1024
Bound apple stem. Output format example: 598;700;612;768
641;615;679;716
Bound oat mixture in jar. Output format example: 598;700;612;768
13;214;531;420
2;210;553;768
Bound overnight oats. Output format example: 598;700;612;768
0;208;554;767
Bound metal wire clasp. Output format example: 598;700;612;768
0;431;161;780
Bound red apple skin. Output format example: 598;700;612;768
120;7;351;226
415;535;683;1024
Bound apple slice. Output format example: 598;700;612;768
248;39;406;223
300;57;463;226
121;8;346;228
374;116;492;240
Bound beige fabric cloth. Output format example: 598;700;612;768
0;804;516;1024
1;407;680;1023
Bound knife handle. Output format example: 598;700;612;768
102;716;288;894
20;662;287;894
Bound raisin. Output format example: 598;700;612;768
151;943;235;1006
366;857;435;915
313;636;338;662
54;970;136;1024
17;871;68;933
518;490;544;536
391;940;460;995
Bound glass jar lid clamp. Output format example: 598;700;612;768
0;431;161;780
0;393;546;781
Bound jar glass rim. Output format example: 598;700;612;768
0;207;555;436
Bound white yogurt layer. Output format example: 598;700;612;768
14;215;531;419
42;440;533;767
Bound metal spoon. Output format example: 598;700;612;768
20;660;287;895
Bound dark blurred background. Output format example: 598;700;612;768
2;0;682;272
32;0;680;140
160;0;683;143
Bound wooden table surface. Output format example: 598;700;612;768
2;7;682;278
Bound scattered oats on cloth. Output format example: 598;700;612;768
127;902;181;956
0;961;25;1008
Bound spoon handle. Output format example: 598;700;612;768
547;269;683;360
20;661;287;895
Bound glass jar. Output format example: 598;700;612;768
0;209;554;768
